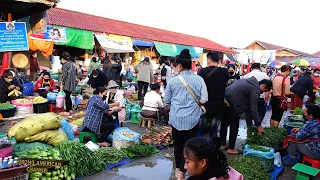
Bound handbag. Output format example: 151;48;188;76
178;75;206;115
279;75;288;110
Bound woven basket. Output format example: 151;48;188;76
12;53;28;68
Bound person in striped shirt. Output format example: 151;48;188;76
164;49;208;180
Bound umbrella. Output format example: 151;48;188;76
291;59;310;66
269;61;282;68
0;0;58;20
310;62;320;68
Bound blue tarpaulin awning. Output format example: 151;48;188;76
132;40;154;47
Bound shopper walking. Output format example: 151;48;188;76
29;51;40;82
227;64;240;86
160;60;172;89
164;49;208;180
134;57;153;100
198;51;229;137
290;70;313;111
221;77;272;154
243;63;270;126
61;51;77;113
270;65;292;127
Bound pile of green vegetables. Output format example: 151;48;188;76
246;126;287;149
29;166;75;180
57;141;106;178
94;148;128;164
122;142;156;158
13;142;53;154
315;98;320;104
15;147;61;160
249;145;270;152
0;103;14;109
293;107;303;115
229;156;269;180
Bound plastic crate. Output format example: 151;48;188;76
21;82;34;96
0;165;28;180
33;102;48;113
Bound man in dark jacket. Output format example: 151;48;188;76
198;51;229;136
221;77;272;154
87;69;107;89
290;71;313;110
0;70;22;103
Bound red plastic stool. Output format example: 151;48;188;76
48;104;56;112
302;156;320;176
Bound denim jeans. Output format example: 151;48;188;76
197;115;220;137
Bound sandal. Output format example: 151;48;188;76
98;142;110;147
227;149;241;154
220;145;229;150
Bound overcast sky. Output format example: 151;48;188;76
57;0;319;54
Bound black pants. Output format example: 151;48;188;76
172;125;198;172
220;105;240;149
138;81;149;100
64;90;72;112
245;98;266;126
83;122;115;143
162;80;167;89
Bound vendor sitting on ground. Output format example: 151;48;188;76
282;104;320;166
87;69;107;89
33;71;57;98
141;83;165;121
105;80;126;127
81;87;120;146
0;70;22;103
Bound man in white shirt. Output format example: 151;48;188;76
243;63;270;126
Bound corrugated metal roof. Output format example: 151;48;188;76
47;8;234;53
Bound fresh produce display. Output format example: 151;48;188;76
15;147;62;160
229;156;269;180
122;142;157;158
141;126;172;146
29;166;75;180
246;126;287;149
249;145;271;152
293;107;303;115
8;89;22;97
57;141;106;177
24;129;68;146
0;103;15;110
32;96;48;104
315;98;320;104
13;142;53;154
94;147;128;164
8;113;62;141
15;98;32;104
120;131;135;138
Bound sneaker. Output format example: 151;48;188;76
282;154;300;166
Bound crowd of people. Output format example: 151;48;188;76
1;48;319;180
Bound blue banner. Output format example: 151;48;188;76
0;22;29;52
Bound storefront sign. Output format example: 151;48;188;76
235;50;276;65
18;158;67;173
30;25;67;42
0;22;29;52
95;33;134;53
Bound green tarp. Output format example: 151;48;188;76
55;26;93;50
154;42;176;57
154;42;199;58
175;45;199;58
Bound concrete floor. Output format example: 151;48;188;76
0;110;312;180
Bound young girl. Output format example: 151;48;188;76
183;137;243;180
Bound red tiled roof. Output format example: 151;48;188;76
47;8;234;53
246;40;316;58
313;51;320;57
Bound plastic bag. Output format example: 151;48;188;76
61;119;75;140
8;113;62;141
112;127;140;150
47;92;58;103
274;152;282;167
24;129;68;146
13;142;53;154
243;144;275;172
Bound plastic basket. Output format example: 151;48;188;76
0;165;28;180
33;102;48;113
21;82;34;96
0;107;16;118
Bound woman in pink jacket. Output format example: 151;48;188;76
182;137;243;180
